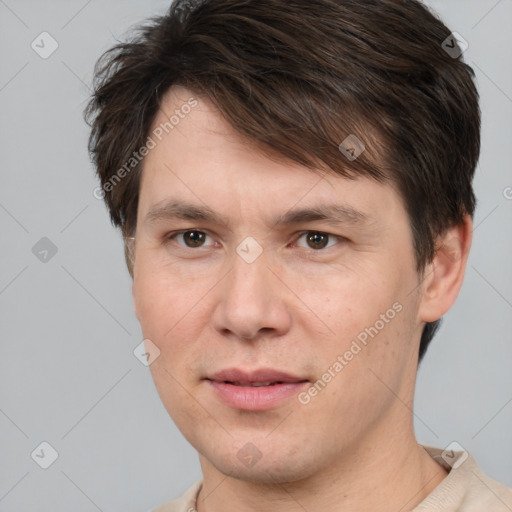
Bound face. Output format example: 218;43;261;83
132;86;426;483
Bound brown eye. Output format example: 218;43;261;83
182;230;207;247
305;232;330;250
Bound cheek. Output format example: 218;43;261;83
134;266;210;418
291;268;394;342
132;259;220;375
134;259;202;332
297;263;417;386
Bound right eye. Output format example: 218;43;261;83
165;230;216;249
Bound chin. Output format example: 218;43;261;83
218;462;314;485
202;444;321;485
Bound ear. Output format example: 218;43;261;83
132;280;140;321
126;236;140;320
418;214;473;323
124;236;136;278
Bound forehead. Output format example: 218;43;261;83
137;86;406;228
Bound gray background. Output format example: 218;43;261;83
1;0;511;510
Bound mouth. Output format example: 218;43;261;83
215;380;298;387
206;367;308;384
204;368;309;410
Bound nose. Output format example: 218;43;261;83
211;246;292;342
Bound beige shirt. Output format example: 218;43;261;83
151;447;512;512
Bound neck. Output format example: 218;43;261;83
196;426;447;512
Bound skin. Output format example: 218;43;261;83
131;85;473;512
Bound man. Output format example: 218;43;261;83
85;0;512;510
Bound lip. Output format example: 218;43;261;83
208;367;307;384
205;368;309;411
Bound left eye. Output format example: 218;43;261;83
295;231;339;250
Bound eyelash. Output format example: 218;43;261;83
164;229;344;253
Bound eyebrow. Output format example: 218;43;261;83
143;198;373;229
144;199;230;227
276;203;371;227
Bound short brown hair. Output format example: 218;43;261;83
85;0;480;361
